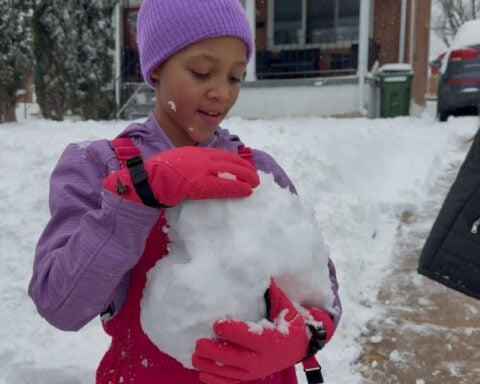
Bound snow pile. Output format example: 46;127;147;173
141;172;334;368
3;108;478;383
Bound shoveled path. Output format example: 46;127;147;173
356;143;480;384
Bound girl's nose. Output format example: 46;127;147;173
207;81;231;102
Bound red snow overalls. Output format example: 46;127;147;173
96;138;298;384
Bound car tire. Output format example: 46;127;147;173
437;103;449;122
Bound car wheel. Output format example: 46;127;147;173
437;104;449;122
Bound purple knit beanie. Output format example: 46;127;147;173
137;0;253;87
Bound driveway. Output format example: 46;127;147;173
356;140;480;383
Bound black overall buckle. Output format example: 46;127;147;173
126;156;165;208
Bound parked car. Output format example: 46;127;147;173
437;19;480;122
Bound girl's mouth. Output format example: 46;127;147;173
199;110;221;117
198;110;222;126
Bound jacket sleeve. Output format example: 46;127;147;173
28;142;160;331
253;149;342;328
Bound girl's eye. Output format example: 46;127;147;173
230;76;242;84
191;70;210;80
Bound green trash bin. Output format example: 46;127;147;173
379;63;413;118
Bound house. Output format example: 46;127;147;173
114;0;431;118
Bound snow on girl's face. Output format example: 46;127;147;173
167;100;176;112
140;172;334;369
150;37;247;147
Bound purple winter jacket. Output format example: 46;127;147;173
28;112;342;332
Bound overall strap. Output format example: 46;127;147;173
302;356;324;384
100;136;150;322
110;137;163;208
110;137;141;168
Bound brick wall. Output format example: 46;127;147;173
373;0;402;65
373;0;431;106
410;0;431;106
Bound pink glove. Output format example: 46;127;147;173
103;146;260;207
192;279;334;384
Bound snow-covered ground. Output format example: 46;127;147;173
1;106;478;383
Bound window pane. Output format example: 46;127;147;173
339;0;359;25
274;0;302;44
339;0;359;39
307;0;335;43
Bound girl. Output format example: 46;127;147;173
28;0;342;383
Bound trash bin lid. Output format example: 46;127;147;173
379;63;413;74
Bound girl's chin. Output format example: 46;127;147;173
186;123;219;142
187;131;216;145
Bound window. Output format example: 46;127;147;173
269;0;359;47
273;0;303;45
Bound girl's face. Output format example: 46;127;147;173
151;37;247;147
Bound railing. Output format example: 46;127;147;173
115;82;146;119
118;34;379;83
256;33;379;80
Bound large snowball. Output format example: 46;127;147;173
140;172;334;368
